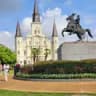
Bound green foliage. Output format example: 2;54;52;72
20;60;96;75
31;48;41;64
20;65;33;74
17;73;96;79
44;48;51;61
0;44;16;65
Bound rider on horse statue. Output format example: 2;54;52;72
67;13;81;32
62;13;93;41
66;13;76;32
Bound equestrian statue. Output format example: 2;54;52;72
62;13;93;41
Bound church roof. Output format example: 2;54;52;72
52;19;58;37
32;0;40;22
15;21;22;37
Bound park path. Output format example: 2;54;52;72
0;75;96;93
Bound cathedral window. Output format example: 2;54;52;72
55;40;57;43
24;50;26;55
18;40;20;44
29;41;31;45
18;51;20;55
24;60;26;64
44;40;46;44
34;29;40;35
38;30;40;34
28;61;30;64
20;61;22;64
34;30;37;34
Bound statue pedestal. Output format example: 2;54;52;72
58;41;96;60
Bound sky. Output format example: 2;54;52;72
0;0;96;50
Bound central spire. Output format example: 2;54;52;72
32;0;40;22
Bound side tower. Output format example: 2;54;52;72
15;21;24;65
52;19;59;61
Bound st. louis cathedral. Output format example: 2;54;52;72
15;0;59;65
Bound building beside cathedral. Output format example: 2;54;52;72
15;0;59;65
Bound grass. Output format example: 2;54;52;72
0;69;14;76
0;90;96;96
9;69;14;76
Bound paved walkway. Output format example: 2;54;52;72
0;75;96;93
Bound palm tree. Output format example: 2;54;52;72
36;48;41;62
44;48;51;61
31;48;40;64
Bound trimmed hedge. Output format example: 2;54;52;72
17;73;96;79
20;60;96;74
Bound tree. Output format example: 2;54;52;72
31;48;40;64
0;44;16;65
44;48;51;61
36;48;41;62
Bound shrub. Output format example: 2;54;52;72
20;60;96;74
16;73;96;79
20;65;33;74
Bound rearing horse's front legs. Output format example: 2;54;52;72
62;29;65;37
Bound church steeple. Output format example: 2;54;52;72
32;0;40;22
52;19;58;61
15;21;22;37
52;19;58;37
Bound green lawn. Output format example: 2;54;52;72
0;90;96;96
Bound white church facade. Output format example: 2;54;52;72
15;0;59;65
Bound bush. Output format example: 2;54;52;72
16;73;96;79
20;65;33;74
19;60;96;74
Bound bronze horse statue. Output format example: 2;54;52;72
62;13;93;40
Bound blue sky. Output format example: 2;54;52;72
0;0;96;50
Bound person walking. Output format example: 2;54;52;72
3;64;10;81
0;64;2;78
14;64;20;77
0;64;2;73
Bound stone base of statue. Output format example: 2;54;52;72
58;41;96;60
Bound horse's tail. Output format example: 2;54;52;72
86;29;93;38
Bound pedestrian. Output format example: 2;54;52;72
14;64;20;77
0;64;2;76
0;64;2;71
3;64;10;81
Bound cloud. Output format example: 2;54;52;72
42;7;73;44
0;0;22;12
42;8;67;36
21;17;32;33
42;8;62;17
0;31;14;50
